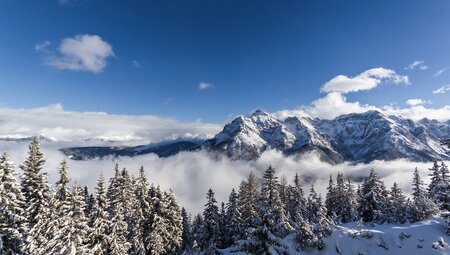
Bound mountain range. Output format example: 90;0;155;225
60;110;450;163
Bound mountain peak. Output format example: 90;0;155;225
250;109;269;117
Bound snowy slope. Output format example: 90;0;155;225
221;217;450;255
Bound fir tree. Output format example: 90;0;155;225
287;173;307;227
42;160;72;253
46;185;90;255
224;188;243;247
295;214;316;251
201;189;220;250
20;137;51;254
191;214;204;251
0;152;26;254
307;185;320;223
409;168;438;222
387;182;407;224
181;208;194;253
237;172;260;237
164;190;183;254
146;186;169;255
325;174;336;219
357;169;388;222
90;173;111;255
129;166;150;255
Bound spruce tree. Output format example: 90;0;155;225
249;166;291;254
90;173;111;255
43;160;72;253
46;185;90;254
106;167;130;255
20;136;51;254
164;190;183;254
357;169;388;222
294;214;316;251
0;152;26;254
387;182;407;224
181;208;194;253
224;188;243;247
146;186;169;255
325;174;336;219
129;166;150;255
191;214;204;251
306;185;320;223
237;172;260;237
287;173;307;227
201;188;220;250
409;168;438;222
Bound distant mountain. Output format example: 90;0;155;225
61;141;200;160
0;135;54;142
61;110;450;163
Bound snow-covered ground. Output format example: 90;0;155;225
221;216;450;255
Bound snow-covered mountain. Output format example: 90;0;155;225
201;110;450;163
61;110;450;163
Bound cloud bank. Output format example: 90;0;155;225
2;140;445;214
0;104;221;144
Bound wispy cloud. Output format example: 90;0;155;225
132;60;141;68
433;84;450;94
405;98;431;107
34;41;51;52
433;67;447;78
37;34;115;73
321;67;409;94
405;60;428;71
198;81;214;90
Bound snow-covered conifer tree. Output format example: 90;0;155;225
224;188;243;247
409;168;438;222
387;182;407;224
46;185;90;255
90;173;111;254
181;207;194;253
237;172;260;237
357;169;388;222
20;137;51;254
0;152;26;254
201;188;220;250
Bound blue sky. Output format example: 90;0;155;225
0;0;449;122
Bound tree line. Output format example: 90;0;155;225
0;137;448;254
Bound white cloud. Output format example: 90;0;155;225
405;60;428;71
41;34;115;73
132;60;141;68
433;67;447;77
274;67;450;121
198;82;213;90
1;141;444;213
0;104;221;144
321;67;409;94
34;41;51;52
405;98;430;107
275;93;450;122
433;84;450;94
